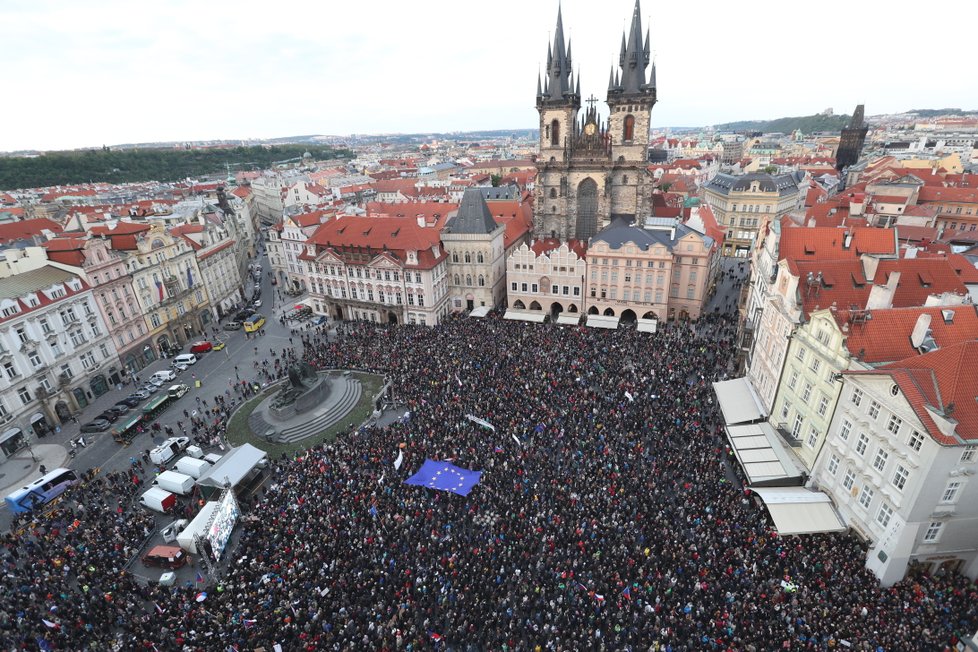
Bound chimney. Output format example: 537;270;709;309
860;254;879;282
866;271;899;310
417;215;425;228
910;313;932;348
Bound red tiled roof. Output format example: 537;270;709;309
876;341;978;443
529;238;587;259
0;218;63;245
365;202;457;226
306;215;446;269
835;305;978;364
779;225;896;262
918;186;978;204
486;200;533;249
872;195;909;204
896;225;940;243
198;239;236;260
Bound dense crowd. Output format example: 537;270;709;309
1;313;977;651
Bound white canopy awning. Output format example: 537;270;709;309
556;313;581;326
197;444;268;489
636;318;658;333
504;309;547;323
469;306;491;318
586;314;620;329
725;422;806;486
750;486;846;536
0;428;23;444
712;377;765;425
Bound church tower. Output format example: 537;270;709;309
606;0;657;163
835;104;868;171
533;1;656;242
536;6;580;164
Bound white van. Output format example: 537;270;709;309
175;456;211;479
173;354;197;366
167;384;190;399
139;487;176;513
153;470;195;496
150;370;176;385
150;437;190;465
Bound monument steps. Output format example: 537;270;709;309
275;379;362;443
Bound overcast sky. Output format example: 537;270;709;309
2;0;976;152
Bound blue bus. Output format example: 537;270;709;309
4;467;79;514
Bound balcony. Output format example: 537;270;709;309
775;422;803;448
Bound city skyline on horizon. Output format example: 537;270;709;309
2;0;977;152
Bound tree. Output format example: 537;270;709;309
490;174;502;187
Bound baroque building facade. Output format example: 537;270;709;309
533;1;657;242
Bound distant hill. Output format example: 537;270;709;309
714;113;851;134
0;145;352;191
907;108;978;118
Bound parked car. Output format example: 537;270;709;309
252;299;262;308
212;341;226;351
167;384;190;399
119;396;143;408
189;341;213;354
108;403;132;416
141;545;187;569
138;383;159;395
235;310;252;321
95;410;120;424
312;315;327;326
150;370;177;385
224;321;242;331
80;419;111;434
172;362;190;372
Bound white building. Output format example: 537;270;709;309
811;341;978;585
0;263;118;457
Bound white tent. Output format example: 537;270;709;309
504;309;547;323
556;313;581;326
750;487;846;536
469;306;490;318
196;443;268;489
712;378;765;425
724;422;806;486
177;501;219;553
586;314;620;329
636;318;658;333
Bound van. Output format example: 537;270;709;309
160;519;188;543
173;354;197;366
175;456;211;479
167;384;190;399
150;436;190;465
139;487;176;513
153;470;195;496
150;370;176;385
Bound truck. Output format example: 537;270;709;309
153;470;195;496
150;437;190;465
175;456;211;479
139;487;177;513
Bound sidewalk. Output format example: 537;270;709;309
0;444;68;497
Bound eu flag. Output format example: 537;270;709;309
404;459;482;496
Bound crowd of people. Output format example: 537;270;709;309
1;313;976;650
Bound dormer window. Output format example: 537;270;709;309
66;278;82;291
23;293;39;308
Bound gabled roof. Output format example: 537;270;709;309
443;189;498;235
0;218;63;245
779;225;896;262
835;305;978;364
0;266;89;326
877;341;978;443
529;238;588;260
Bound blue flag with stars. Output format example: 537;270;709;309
404;459;483;496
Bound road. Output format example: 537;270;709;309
0;246;316;531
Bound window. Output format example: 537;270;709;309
960;445;977;464
843;469;856;491
40;318;53;335
851;388;863;407
801;382;812;402
868;400;881;420
3;362;16;379
922;522;944;543
828;454;840;476
511;282;517;292
858;486;874;509
810;357;821;373
817;395;829;417
780;401;790;420
795;346;806;363
791;414;803;439
80;352;96;370
531;284;538;293
872;448;888;473
880;415;902;436
623;114;635;141
908;430;924;452
891;465;909;491
18;387;32;405
855;433;869;456
787;369;799;390
806;426;819;448
941;481;963;504
876;503;893;529
28;351;42;368
150;313;161;329
16;327;28;344
840;419;852;441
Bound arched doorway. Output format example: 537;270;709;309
90;375;109;397
72;387;88;409
679;309;690;321
575;178;599;240
620;309;637;323
55;401;71;423
333;305;344;321
603;307;615;317
529;301;542;311
551;302;564;318
157;335;171;356
568;304;578;313
642;311;656;319
513;300;526;309
183;324;194;342
125;353;137;373
387;311;398;325
588;306;599;315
